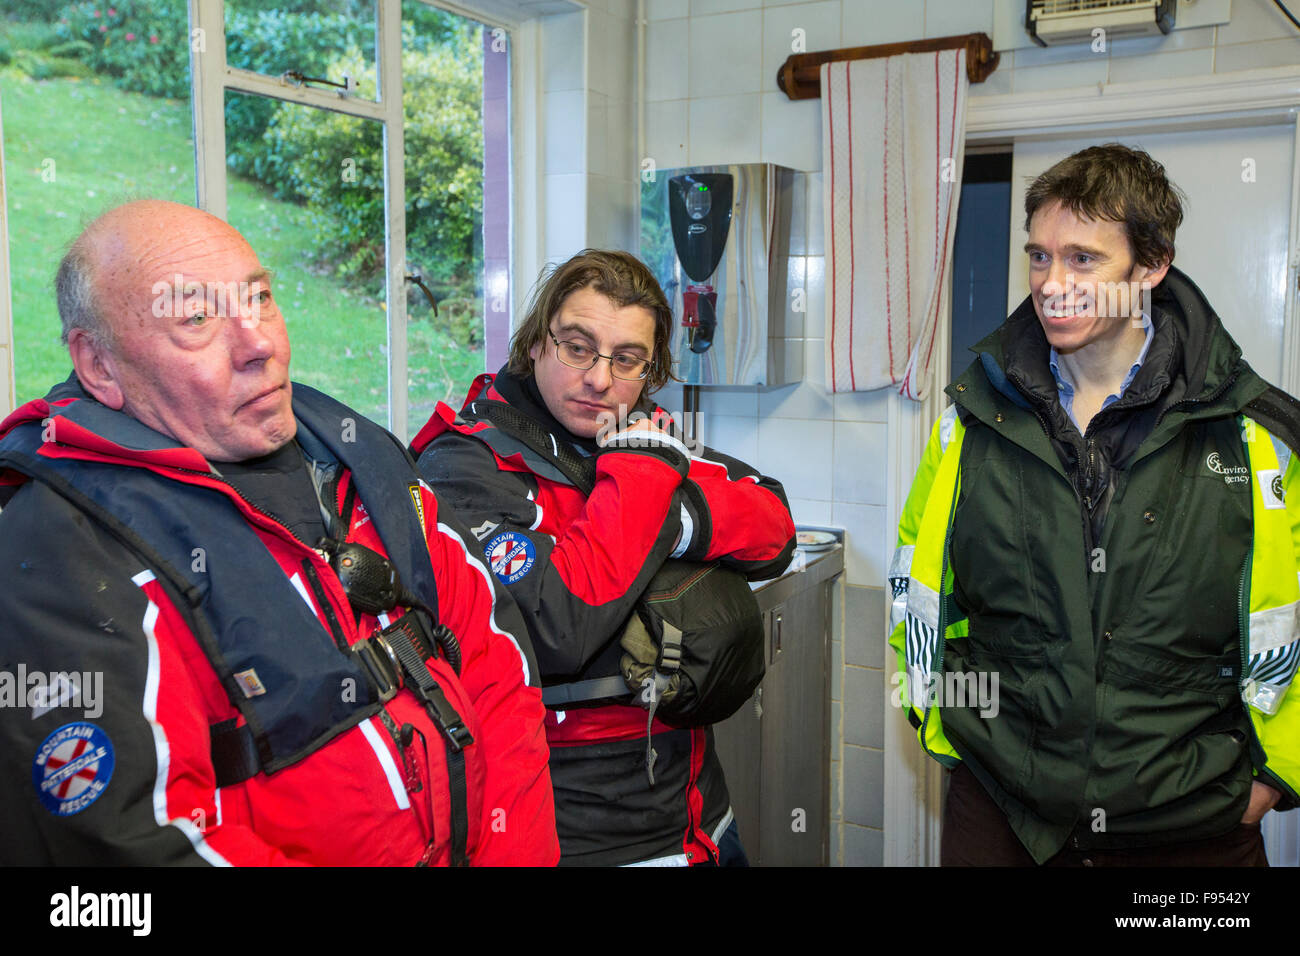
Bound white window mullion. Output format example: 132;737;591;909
189;0;410;437
0;101;13;419
378;0;408;440
189;0;228;221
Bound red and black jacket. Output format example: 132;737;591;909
0;375;559;866
412;370;795;865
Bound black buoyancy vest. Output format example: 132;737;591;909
0;384;439;779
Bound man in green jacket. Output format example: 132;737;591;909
890;143;1300;865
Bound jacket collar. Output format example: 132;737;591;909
954;266;1256;425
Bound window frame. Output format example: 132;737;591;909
189;0;514;439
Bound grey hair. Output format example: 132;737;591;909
54;237;114;351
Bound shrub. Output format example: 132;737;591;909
261;35;484;303
55;1;191;98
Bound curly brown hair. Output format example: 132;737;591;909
507;249;677;393
1024;143;1186;268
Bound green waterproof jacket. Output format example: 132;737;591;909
888;267;1300;862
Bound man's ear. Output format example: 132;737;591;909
68;328;125;410
1137;257;1171;291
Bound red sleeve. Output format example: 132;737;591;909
417;431;689;679
419;484;560;866
678;445;797;579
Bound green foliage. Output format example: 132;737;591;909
260;36;484;302
3;19;64;51
3;75;484;434
11;47;94;79
54;1;191;98
39;0;487;352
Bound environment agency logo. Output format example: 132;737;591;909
1206;451;1248;484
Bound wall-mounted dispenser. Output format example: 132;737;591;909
641;163;800;386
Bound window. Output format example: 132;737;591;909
1;0;508;439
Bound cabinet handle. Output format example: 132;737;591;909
774;612;783;657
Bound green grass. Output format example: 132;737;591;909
1;67;482;438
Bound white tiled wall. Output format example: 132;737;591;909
538;1;642;263
635;0;1300;867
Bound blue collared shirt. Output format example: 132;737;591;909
1049;316;1154;432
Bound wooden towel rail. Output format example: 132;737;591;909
777;32;1000;100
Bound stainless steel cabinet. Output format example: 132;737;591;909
713;545;843;865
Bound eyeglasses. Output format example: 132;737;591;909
547;330;652;381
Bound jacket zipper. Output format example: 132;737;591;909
999;371;1100;556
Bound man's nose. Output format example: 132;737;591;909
231;308;274;365
1041;259;1073;295
583;354;613;390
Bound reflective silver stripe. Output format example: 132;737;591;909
889;544;914;579
710;806;735;844
1269;430;1292;478
1249;600;1300;656
939;404;959;452
623;852;689;867
906;575;940;631
623;807;736;866
670;502;693;558
887;544;914;633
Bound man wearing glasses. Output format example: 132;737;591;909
412;249;796;865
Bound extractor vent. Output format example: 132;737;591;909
1026;0;1176;46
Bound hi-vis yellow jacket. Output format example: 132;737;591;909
889;401;1300;829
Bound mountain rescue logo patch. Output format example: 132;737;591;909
485;531;536;584
33;722;115;816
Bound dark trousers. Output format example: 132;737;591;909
941;763;1269;867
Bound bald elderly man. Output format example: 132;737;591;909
0;200;559;866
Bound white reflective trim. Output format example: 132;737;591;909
1269;431;1292;478
889;544;914;579
906;575;940;631
939;405;959;452
287;571;316;612
888;546;914;634
133;573;232;866
623;852;690;867
670;502;693;559
214;788;223;829
601;428;692;460
1249;600;1300;655
710;805;735;843
358;717;410;810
